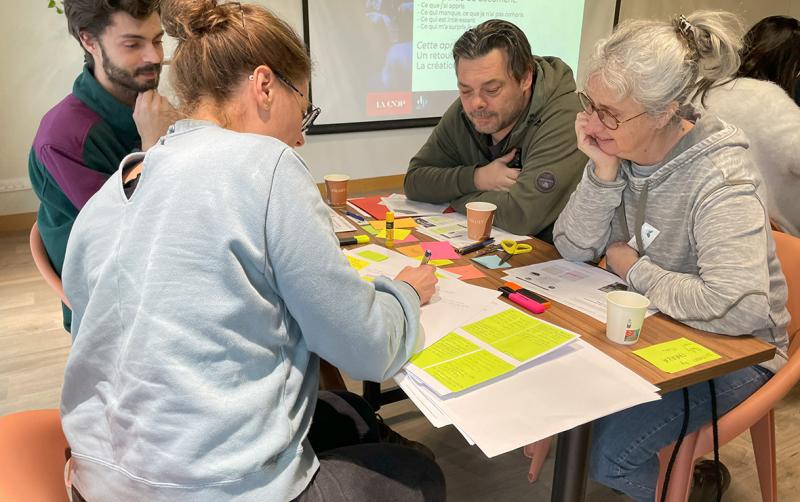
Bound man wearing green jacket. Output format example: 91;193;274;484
405;20;587;241
28;0;176;331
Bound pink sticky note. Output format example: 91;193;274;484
397;233;419;244
421;241;460;260
446;264;487;281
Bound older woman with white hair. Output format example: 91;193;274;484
553;10;790;501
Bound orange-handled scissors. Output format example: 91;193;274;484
497;239;533;265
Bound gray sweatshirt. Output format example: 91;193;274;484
554;114;789;372
60;120;422;501
700;78;800;237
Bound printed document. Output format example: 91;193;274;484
504;259;658;323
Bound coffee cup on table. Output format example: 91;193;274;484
465;202;497;241
324;174;350;207
605;291;650;345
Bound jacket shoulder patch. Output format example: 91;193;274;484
535;171;557;193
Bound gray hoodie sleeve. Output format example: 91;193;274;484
266;149;422;382
553;161;627;261
627;183;774;335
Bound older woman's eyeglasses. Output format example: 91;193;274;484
577;91;647;130
274;71;321;132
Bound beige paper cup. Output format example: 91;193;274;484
465;202;497;241
606;291;650;345
324;174;350;207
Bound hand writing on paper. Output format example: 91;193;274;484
396;265;438;305
606;241;640;280
474;149;520;192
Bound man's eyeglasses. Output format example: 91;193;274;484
577;91;647;130
274;71;321;132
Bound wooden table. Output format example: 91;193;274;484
335;194;775;502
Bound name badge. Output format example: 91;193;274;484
627;222;660;251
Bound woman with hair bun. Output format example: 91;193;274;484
59;1;444;501
553;10;789;501
699;15;800;235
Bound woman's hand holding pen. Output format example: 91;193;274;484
396;265;438;305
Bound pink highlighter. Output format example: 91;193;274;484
498;286;547;314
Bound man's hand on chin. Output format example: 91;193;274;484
134;90;180;151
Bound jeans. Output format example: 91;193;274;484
293;390;446;502
589;365;773;502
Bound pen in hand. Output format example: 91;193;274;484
420;249;433;266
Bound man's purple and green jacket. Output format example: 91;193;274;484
28;67;141;330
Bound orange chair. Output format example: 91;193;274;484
524;231;800;495
0;409;70;502
655;230;800;502
29;222;70;309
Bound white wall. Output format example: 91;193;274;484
2;0;796;216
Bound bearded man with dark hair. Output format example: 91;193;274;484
29;0;177;331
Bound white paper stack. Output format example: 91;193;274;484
395;338;661;457
342;244;662;459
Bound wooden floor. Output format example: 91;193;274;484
2;228;798;501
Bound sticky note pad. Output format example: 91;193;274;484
409;333;480;368
357;250;389;262
347;255;371;271
424;350;515;393
377;228;412;240
397;244;424;258
633;337;721;374
421;241;460;260
471;255;511;269
362;224;380;236
369;218;417;230
446;264;487;280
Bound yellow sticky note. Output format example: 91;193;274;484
369;218;417;230
425;350;515;393
633;337;721;374
491;323;574;362
462;308;540;344
347;255;371;271
413;256;453;267
362;224;380;236
409;333;480;369
357;250;389;262
462;308;574;362
377;228;412;240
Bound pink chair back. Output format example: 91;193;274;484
656;230;800;501
29;222;71;309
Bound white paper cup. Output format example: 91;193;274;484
465;202;497;241
324;174;350;207
606;291;650;345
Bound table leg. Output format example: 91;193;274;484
551;422;592;502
